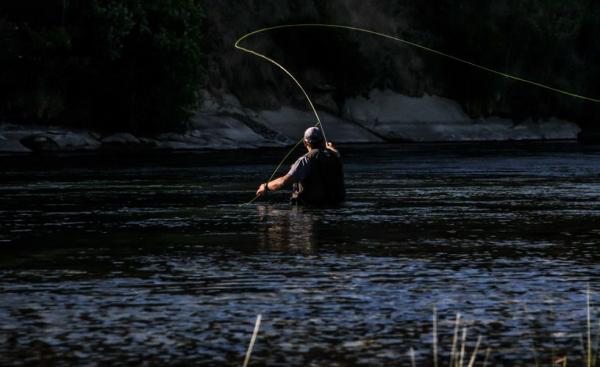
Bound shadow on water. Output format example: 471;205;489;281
2;142;600;365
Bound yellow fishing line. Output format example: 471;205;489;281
235;23;600;206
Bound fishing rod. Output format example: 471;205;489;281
235;23;600;206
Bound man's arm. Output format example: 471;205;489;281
256;174;294;197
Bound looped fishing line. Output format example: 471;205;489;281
235;23;600;206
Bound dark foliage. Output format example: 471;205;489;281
0;0;205;134
2;0;599;133
406;0;600;122
226;0;600;124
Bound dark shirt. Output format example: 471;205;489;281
287;155;312;182
287;149;345;205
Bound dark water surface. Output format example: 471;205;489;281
2;142;600;366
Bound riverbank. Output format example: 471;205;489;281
0;90;582;154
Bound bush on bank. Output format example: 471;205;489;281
0;0;205;134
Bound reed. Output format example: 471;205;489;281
466;335;482;367
589;287;593;367
433;306;438;367
423;312;484;367
242;314;262;367
593;318;600;367
449;313;461;367
458;327;467;367
482;347;491;367
240;289;598;366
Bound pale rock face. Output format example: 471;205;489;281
0;124;41;152
155;112;287;150
50;132;101;150
0;86;583;154
257;107;384;143
0;124;102;152
101;133;141;145
155;133;220;150
342;89;581;141
530;118;581;140
343;90;470;127
0;139;31;153
190;113;272;146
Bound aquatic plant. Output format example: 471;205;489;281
241;289;599;366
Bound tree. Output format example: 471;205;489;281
0;0;205;134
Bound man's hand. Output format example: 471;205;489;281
256;183;268;197
326;141;339;154
255;175;292;197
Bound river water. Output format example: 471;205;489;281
1;142;600;366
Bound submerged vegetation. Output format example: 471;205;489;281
0;0;205;134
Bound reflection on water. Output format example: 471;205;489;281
1;142;600;366
257;205;317;253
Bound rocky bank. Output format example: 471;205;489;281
1;0;592;153
0;89;580;153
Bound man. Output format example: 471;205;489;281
256;127;345;206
